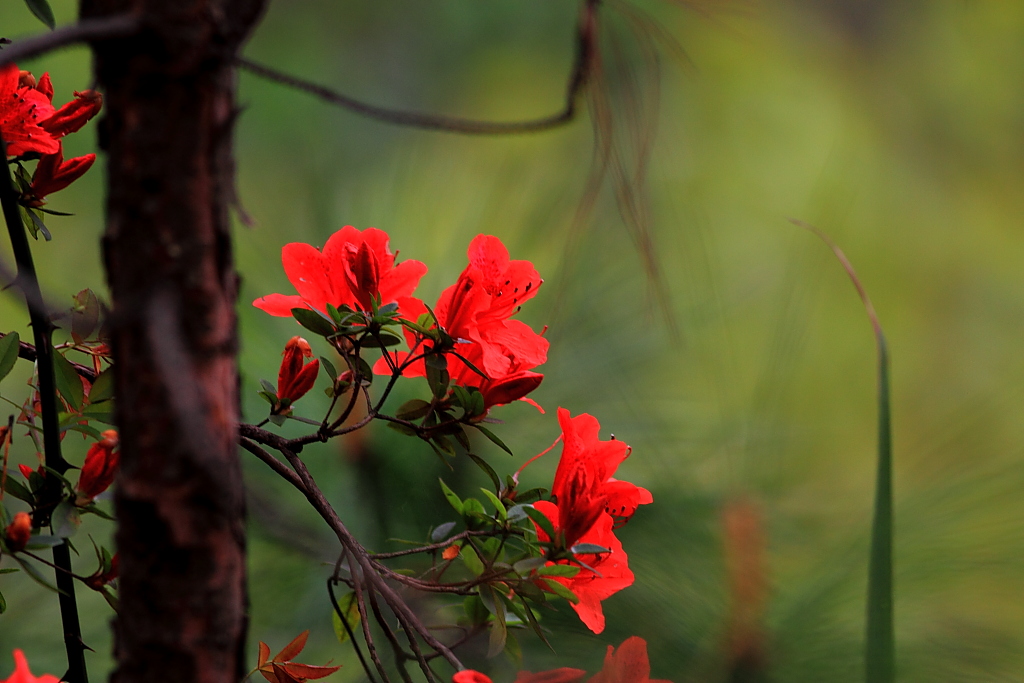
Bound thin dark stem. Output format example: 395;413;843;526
0;144;87;683
238;437;306;492
328;576;377;683
367;590;415;683
0;15;140;67
235;0;597;135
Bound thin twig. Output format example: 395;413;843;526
328;575;377;683
0;15;140;67
235;0;597;135
0;141;86;683
238;437;306;492
0;333;98;382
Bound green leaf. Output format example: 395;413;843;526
386;421;418;437
0;568;19;575
331;591;361;645
319;356;337;380
464;595;490;626
523;505;556;541
291;308;336;337
482;585;507;657
536;564;580;578
25;534;65;550
506;504;528;523
438;478;463;515
88;367;115;403
361;332;402;348
473;424;513;456
461;498;486;522
26;208;51;241
1;476;33;504
431;521;457;543
480;488;507;522
466;453;501;493
51;501;81;539
425;353;449;399
541;578;579;604
0;588;5;614
396;399;432;421
432;434;456;457
571;543;610;556
460;544;485;576
0;332;20;384
513;557;547;575
24;0;56;29
71;289;101;343
52;351;84;411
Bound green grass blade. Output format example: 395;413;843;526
793;219;894;683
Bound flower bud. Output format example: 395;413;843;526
76;430;119;504
4;511;31;552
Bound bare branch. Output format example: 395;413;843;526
235;0;599;135
0;15;140;67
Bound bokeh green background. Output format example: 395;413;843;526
1;1;1023;681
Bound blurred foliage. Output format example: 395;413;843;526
1;0;1024;681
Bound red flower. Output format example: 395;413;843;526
1;650;61;683
254;226;427;317
453;669;586;683
587;637;672;683
257;631;340;683
39;89;102;138
3;512;32;552
277;336;320;406
549;409;652;546
17;464;34;480
0;65;58;157
76;430;119;504
23;146;96;207
374;235;548;412
532;501;634;634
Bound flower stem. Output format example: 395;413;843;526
0;141;89;683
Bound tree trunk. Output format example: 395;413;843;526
79;2;266;682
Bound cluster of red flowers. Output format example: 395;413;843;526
255;228;548;413
0;64;102;207
452;637;670;683
524;409;653;633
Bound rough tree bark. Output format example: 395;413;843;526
78;2;267;682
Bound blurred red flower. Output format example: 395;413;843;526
587;637;672;683
1;650;61;683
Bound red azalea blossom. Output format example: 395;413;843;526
532;501;634;634
453;669;587;683
39;89;102;138
277;336;320;406
3;512;32;553
76;430;119;504
254;225;427;317
0;64;58;157
548;408;652;546
587;637;672;683
24;146;96;207
1;650;61;683
375;235;548;412
17;464;34;480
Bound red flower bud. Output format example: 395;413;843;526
84;552;118;590
25;147;96;207
76;430;119;504
18;464;34;480
277;337;319;405
4;511;31;552
40;89;102;138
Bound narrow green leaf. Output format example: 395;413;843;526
541;578;579;604
24;0;56;29
523;505;556;541
319;356;337;380
513;557;547;575
480;488;507;522
51;501;81;539
52;351;84;411
481;585;507;658
466;453;502;493
460;544;485;576
291;308;335;337
1;477;33;504
536;564;580;578
0;588;6;614
88;367;115;403
438;478;463;515
331;591;361;645
473;424;513;456
0;332;20;384
396;399;432;421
